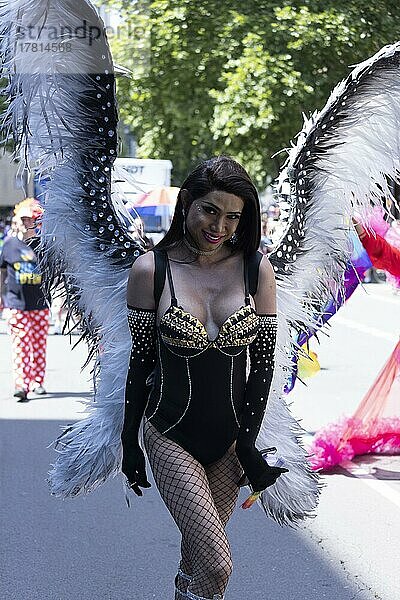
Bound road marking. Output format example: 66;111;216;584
357;282;400;306
367;293;400;307
333;316;398;342
341;460;400;510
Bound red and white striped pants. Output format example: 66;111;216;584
7;308;50;392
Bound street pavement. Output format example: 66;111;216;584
0;282;399;600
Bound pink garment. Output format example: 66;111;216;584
309;341;400;470
367;206;390;238
361;234;400;277
8;308;50;392
384;223;400;289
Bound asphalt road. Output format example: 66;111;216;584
1;282;399;600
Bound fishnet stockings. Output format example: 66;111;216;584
143;421;243;599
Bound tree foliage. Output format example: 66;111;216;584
104;0;400;186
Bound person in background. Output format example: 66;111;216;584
383;219;400;291
353;217;400;278
0;217;6;248
0;198;50;402
309;218;400;472
0;214;14;247
50;288;67;335
259;219;273;254
266;203;284;247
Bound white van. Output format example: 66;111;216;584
114;158;174;242
114;158;173;196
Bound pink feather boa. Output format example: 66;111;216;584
309;416;400;471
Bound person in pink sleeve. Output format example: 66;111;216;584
353;218;400;277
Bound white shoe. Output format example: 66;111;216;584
33;385;47;395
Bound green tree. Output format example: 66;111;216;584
210;1;400;185
104;0;400;187
107;0;240;182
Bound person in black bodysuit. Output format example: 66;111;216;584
121;156;287;600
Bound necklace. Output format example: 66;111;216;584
183;236;223;257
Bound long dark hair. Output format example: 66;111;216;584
155;156;261;256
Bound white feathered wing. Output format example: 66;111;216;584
0;0;145;496
257;41;400;525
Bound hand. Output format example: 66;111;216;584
236;446;288;493
352;217;366;239
121;442;151;497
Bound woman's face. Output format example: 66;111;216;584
184;190;244;251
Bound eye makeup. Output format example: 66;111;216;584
198;202;242;219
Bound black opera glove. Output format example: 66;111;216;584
121;307;156;496
236;315;288;493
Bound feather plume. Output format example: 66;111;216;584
0;0;144;496
257;41;400;524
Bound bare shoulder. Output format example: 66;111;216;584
126;251;155;309
258;254;275;282
254;254;276;314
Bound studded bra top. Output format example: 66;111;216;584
159;301;259;353
144;250;263;465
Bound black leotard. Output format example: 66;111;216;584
144;251;262;465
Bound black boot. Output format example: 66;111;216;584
14;389;29;402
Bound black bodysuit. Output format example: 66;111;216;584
144;251;261;465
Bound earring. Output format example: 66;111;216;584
182;209;186;235
230;232;238;244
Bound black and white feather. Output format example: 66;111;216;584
257;42;400;524
0;0;145;495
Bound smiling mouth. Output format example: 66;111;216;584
202;231;224;244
